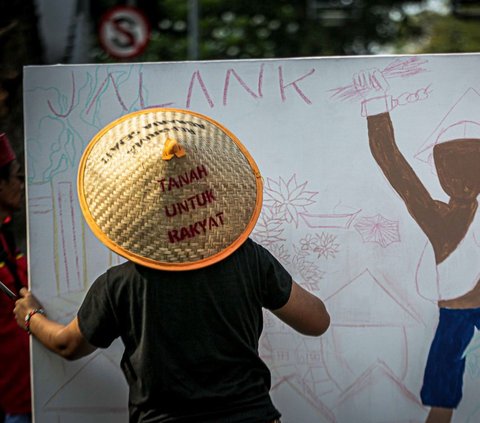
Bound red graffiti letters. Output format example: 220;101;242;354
164;189;216;217
168;212;225;243
157;165;208;192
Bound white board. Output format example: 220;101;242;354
24;54;480;423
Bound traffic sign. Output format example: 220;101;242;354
99;6;151;59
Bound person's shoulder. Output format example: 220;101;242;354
107;260;134;272
235;237;259;258
239;237;262;252
241;237;274;256
90;261;144;296
232;237;275;265
103;260;138;281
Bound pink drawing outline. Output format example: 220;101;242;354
223;65;264;106
329;57;429;102
335;360;424;409
415;88;480;164
278;66;315;104
264;174;318;228
326;269;422;327
299;209;361;229
57;182;81;290
48;72;76;118
353;214;401;248
86;73;128;115
186;70;215;108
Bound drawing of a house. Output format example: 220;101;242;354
333;362;426;422
322;269;421;391
42;352;127;415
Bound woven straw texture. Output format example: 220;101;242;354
78;109;262;270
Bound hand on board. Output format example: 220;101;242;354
13;288;44;329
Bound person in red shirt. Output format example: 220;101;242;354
0;133;30;423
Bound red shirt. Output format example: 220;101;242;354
0;223;30;414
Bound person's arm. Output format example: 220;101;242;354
271;281;330;336
14;288;96;360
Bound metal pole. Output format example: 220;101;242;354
188;0;199;60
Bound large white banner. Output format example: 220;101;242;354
24;54;480;422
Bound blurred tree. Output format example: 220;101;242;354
452;0;480;18
424;17;480;52
394;9;480;53
90;0;429;62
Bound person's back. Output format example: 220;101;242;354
79;238;292;422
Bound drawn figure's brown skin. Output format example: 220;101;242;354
367;112;480;309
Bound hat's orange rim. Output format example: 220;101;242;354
77;107;263;271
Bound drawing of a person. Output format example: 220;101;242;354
357;69;480;423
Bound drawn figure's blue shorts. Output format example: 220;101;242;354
420;307;480;408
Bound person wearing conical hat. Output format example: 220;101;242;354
13;109;330;423
0;133;31;423
358;70;480;423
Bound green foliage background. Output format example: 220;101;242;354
91;0;447;62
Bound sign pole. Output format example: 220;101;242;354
188;0;199;60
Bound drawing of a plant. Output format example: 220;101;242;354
264;174;318;227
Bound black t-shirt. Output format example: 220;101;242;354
77;238;292;423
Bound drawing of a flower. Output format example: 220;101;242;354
300;234;316;251
299;232;340;259
354;214;400;248
252;208;286;246
291;253;324;291
264;175;318;227
267;243;291;266
313;233;340;259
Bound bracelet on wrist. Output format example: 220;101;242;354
24;308;46;335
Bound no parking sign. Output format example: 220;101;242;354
99;6;151;59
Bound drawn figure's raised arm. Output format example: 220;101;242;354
363;90;478;266
366;108;440;237
350;68;441;239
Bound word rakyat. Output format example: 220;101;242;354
168;212;225;243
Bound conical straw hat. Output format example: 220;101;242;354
78;108;263;271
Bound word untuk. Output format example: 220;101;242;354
164;189;215;217
168;212;225;243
